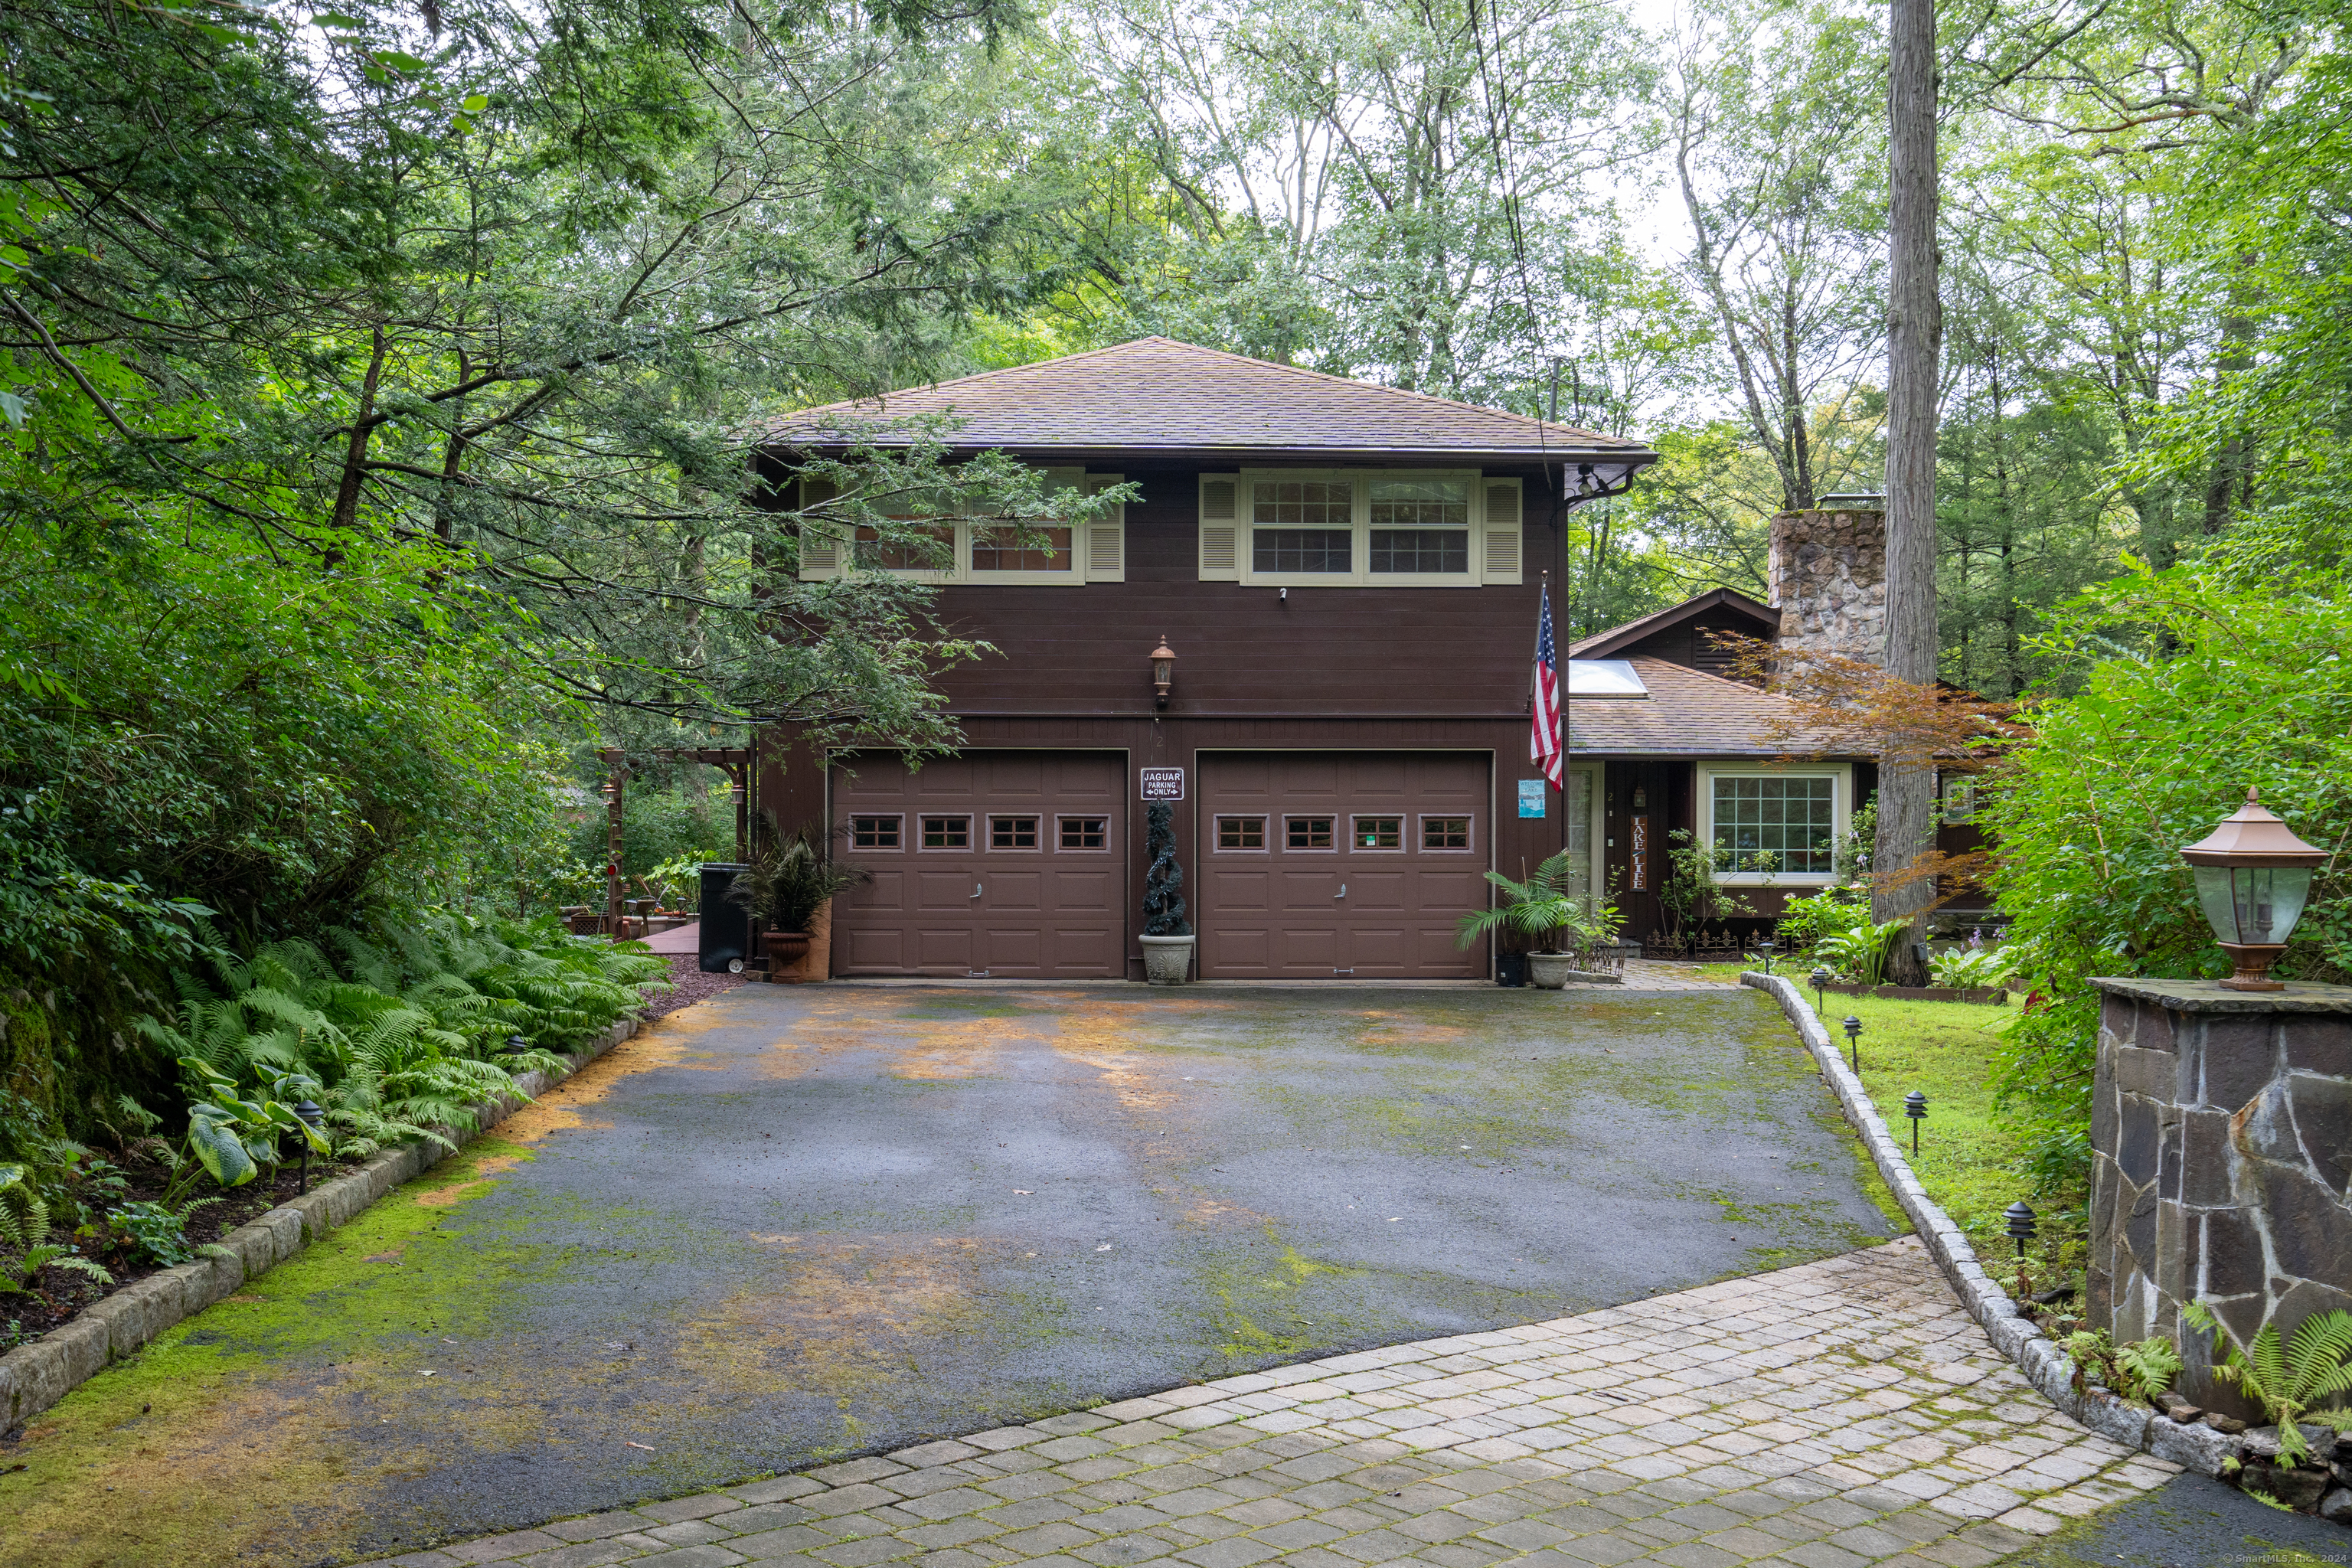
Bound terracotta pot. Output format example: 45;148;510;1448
763;929;812;970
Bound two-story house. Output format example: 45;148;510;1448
753;337;1888;980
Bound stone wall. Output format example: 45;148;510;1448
1769;507;1887;665
2089;977;2352;1416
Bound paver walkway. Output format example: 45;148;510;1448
368;1238;2175;1568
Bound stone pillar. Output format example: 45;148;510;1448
2088;977;2352;1417
1769;506;1888;666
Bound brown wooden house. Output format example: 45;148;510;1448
753;338;1900;980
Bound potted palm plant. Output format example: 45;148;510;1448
1456;851;1624;988
727;821;867;972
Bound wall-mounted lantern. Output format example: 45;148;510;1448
1148;636;1178;709
2180;788;2325;991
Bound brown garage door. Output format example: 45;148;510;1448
1198;751;1488;979
829;750;1125;978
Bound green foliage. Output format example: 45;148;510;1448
136;914;663;1174
2059;1326;2182;1405
1657;831;1767;940
1983;559;2351;1134
1775;884;1872;956
1927;946;2014;991
81;1197;224;1270
0;1243;112;1297
1457;851;1622;955
1815;919;1913;988
1142;802;1190;937
726;825;867;933
2184;1302;2352;1466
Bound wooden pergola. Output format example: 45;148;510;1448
596;746;756;940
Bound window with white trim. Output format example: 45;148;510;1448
799;469;1123;585
1696;764;1852;884
1213;469;1521;587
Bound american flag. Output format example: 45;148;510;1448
1530;583;1563;787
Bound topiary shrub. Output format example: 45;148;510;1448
1142;802;1191;937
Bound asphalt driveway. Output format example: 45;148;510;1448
0;980;1900;1567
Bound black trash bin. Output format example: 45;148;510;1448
697;863;751;973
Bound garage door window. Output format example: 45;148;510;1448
1352;815;1403;851
1217;816;1266;851
989;815;1040;851
1285;815;1335;851
851;814;903;851
1058;815;1108;851
920;815;971;850
1421;815;1472;851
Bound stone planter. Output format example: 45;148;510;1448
1526;952;1620;988
1140;934;1195;985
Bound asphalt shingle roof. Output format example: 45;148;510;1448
1569;657;1847;756
764;337;1655;465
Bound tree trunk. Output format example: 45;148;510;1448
1877;0;1941;984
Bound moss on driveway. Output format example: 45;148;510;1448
0;982;1900;1567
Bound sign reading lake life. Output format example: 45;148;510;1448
1139;767;1186;801
1629;815;1649;890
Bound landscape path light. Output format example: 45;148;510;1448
1843;1014;1863;1073
1811;965;1831;1015
2180;786;2326;991
1903;1090;1926;1156
2004;1200;2037;1260
293;1099;325;1194
1756;936;1777;975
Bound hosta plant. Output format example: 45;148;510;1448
1929;946;2016;990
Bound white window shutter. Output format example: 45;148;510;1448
799;477;841;580
1482;479;1523;584
1198;474;1240;580
1083;474;1125;582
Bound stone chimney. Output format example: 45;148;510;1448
1769;496;1887;667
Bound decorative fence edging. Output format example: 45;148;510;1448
1742;972;2236;1478
0;1014;645;1433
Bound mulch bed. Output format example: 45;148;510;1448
3;1152;363;1350
645;952;750;1019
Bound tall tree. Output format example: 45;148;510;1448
1875;0;1940;979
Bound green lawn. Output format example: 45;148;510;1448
1697;965;2081;1290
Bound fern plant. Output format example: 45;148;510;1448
2059;1327;2182;1403
2184;1301;2352;1465
0;1163;47;1250
1457;850;1622;956
2;1243;113;1296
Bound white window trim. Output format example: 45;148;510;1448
1696;763;1854;886
1563;763;1601;898
1234;468;1504;588
799;469;1100;586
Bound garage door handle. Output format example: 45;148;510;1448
970;883;983;899
1334;884;1347;900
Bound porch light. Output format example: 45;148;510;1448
2180;788;2325;991
1148;636;1177;709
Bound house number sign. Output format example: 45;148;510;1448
1628;815;1650;890
1139;767;1186;801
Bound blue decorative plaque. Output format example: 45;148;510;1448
1517;779;1547;818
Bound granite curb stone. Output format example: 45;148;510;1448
0;1012;644;1431
1741;971;2242;1482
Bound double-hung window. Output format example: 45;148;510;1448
1219;469;1517;586
800;469;1125;584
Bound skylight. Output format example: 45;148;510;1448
1566;659;1647;697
